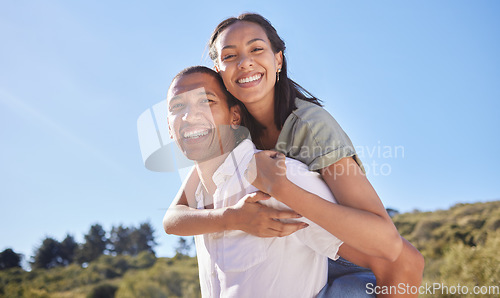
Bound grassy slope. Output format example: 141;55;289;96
393;200;500;297
2;200;499;297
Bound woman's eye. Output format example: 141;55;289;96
221;54;235;61
252;47;264;53
201;98;215;103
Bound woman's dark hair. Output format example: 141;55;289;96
208;13;322;140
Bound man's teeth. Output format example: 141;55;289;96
238;74;262;84
183;129;209;139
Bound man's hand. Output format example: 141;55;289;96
226;191;308;237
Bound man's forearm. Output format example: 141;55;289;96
163;205;234;236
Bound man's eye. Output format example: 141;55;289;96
201;98;215;103
170;103;184;110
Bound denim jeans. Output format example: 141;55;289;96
317;257;376;298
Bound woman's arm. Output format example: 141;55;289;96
247;151;403;261
163;167;307;237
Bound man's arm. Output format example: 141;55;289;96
163;167;229;236
163;167;307;237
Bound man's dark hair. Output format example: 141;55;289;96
171;66;240;109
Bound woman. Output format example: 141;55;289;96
207;13;425;297
166;13;424;297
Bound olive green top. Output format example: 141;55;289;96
275;98;365;173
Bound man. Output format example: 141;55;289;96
164;66;343;297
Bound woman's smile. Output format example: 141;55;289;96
236;73;263;87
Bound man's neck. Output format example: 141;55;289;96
195;152;229;198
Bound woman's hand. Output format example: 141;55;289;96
244;150;288;197
226;191;307;237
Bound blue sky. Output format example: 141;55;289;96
1;0;499;264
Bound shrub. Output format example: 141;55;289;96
87;283;118;298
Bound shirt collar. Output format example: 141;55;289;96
212;139;256;188
194;180;205;209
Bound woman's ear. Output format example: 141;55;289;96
230;105;242;129
275;51;283;70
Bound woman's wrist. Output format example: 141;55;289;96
269;176;292;201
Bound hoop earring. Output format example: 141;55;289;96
276;68;281;82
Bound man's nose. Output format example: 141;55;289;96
181;104;206;122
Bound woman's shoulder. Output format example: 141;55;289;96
278;98;361;171
287;98;342;133
278;97;352;151
292;98;334;122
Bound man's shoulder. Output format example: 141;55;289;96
284;157;320;179
284;156;336;203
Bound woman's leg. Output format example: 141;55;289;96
336;237;424;297
317;257;376;298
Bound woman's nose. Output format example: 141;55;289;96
238;54;254;69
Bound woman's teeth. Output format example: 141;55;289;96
183;129;209;139
238;74;262;84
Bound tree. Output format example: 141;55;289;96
109;222;157;256
0;248;22;270
175;237;192;257
60;234;78;265
32;237;64;269
77;224;107;264
129;222;157;256
386;208;400;218
109;225;132;255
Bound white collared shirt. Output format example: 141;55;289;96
194;139;343;298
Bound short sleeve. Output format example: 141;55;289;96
276;99;365;172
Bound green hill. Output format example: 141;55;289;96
2;200;499;297
0;252;200;298
393;200;500;297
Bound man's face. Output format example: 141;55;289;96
167;72;240;162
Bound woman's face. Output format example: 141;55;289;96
214;21;283;107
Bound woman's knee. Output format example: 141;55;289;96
400;239;425;277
